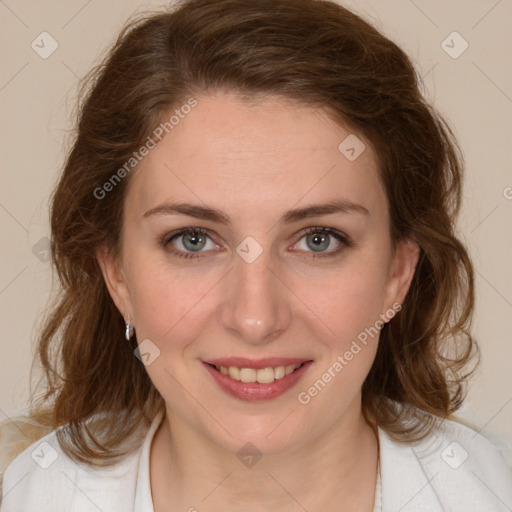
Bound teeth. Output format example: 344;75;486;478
214;363;303;383
285;364;297;376
240;368;257;383
228;366;240;381
274;366;286;379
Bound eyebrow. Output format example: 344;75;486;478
142;200;369;225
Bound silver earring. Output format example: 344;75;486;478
125;317;135;341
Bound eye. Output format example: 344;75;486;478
291;227;351;258
160;228;219;259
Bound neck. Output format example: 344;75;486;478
150;400;379;512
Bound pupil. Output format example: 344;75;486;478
308;232;329;252
184;232;205;251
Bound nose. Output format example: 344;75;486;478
220;243;292;346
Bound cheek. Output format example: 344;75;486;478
124;243;225;358
294;263;388;412
294;256;391;348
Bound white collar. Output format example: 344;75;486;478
134;408;165;511
133;409;384;511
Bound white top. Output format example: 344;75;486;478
1;409;511;511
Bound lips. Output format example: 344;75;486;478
202;357;313;401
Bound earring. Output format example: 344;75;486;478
125;317;135;341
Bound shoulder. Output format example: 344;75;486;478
1;417;145;512
432;415;512;472
378;414;512;511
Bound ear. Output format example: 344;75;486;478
96;245;133;321
383;237;420;311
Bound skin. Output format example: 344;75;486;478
97;92;419;511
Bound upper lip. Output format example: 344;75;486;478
204;357;311;369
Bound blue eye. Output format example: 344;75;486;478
161;228;215;259
295;226;351;257
160;226;351;260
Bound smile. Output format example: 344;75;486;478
202;359;313;401
212;363;304;383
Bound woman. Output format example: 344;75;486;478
1;0;511;510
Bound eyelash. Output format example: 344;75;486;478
159;226;352;260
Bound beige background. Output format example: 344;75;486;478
1;0;511;445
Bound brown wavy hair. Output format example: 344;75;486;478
4;0;478;468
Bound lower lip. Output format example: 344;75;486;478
202;361;313;402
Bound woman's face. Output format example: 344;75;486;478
99;92;418;455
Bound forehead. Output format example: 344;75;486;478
125;93;386;223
